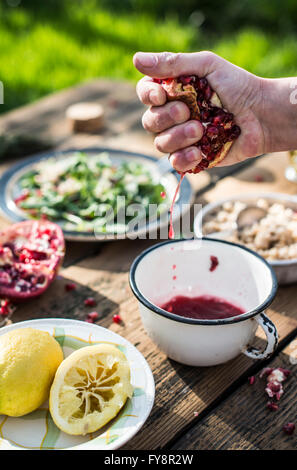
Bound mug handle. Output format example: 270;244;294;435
242;312;278;360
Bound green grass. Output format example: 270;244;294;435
0;2;296;114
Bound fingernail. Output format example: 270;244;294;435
185;148;199;163
149;89;160;105
136;52;157;68
169;103;187;122
184;122;201;139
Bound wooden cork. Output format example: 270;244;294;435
66;102;104;133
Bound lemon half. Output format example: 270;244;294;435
49;344;133;436
0;328;63;417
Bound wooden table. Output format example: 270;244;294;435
0;80;296;450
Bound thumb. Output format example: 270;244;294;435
133;51;217;79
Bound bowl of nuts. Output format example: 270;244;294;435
194;192;297;285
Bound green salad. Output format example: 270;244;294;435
15;152;168;233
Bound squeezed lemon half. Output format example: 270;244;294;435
49;344;133;435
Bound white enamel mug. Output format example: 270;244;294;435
130;238;278;366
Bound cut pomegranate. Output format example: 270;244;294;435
0;220;65;301
154;75;241;173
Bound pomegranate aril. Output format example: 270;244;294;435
65;282;76;292
179;75;194;85
210;255;219;272
248;376;255;385
86;311;99;323
206;125;219;139
267;401;279;411
200;110;210;121
84;297;97;307
204;85;212;100
229;125;241;139
283;423;295;435
199;159;209;169
197;78;207;90
112;314;122;324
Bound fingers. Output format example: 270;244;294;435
133;51;218;79
169;146;202;173
142;101;190;133
136;76;166;106
154;120;203;154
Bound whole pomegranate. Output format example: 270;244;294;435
0;220;65;300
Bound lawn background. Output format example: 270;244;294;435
0;0;297;114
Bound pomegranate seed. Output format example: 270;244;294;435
200;110;210;121
267;381;281;393
65;282;76;292
229;125;241;139
206;125;219;139
248;376;255;385
283;422;295;435
267;401;279;411
209;255;219;272
197;78;207;90
0;306;8;316
86;311;99;323
179;75;193;85
84;297;97;307
112;314;122;324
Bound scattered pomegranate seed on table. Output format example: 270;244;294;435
84;297;97;307
112;314;122;324
267;401;279;411
248;376;255;385
283;422;295;435
85;311;99;323
65;282;76;292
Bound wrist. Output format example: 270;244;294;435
256;77;297;154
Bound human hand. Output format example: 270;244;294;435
133;51;265;172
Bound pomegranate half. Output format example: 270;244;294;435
0;220;65;300
154;75;241;173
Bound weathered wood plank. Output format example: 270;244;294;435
5;238;297;450
172;340;297;450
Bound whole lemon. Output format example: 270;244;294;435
0;328;63;417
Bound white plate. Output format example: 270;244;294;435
0;318;155;450
0;147;193;241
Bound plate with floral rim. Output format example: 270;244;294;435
0;318;155;450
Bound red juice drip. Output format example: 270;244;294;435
169;173;184;239
159;294;245;320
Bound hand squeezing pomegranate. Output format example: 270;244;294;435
153;76;241;173
0;220;65;300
